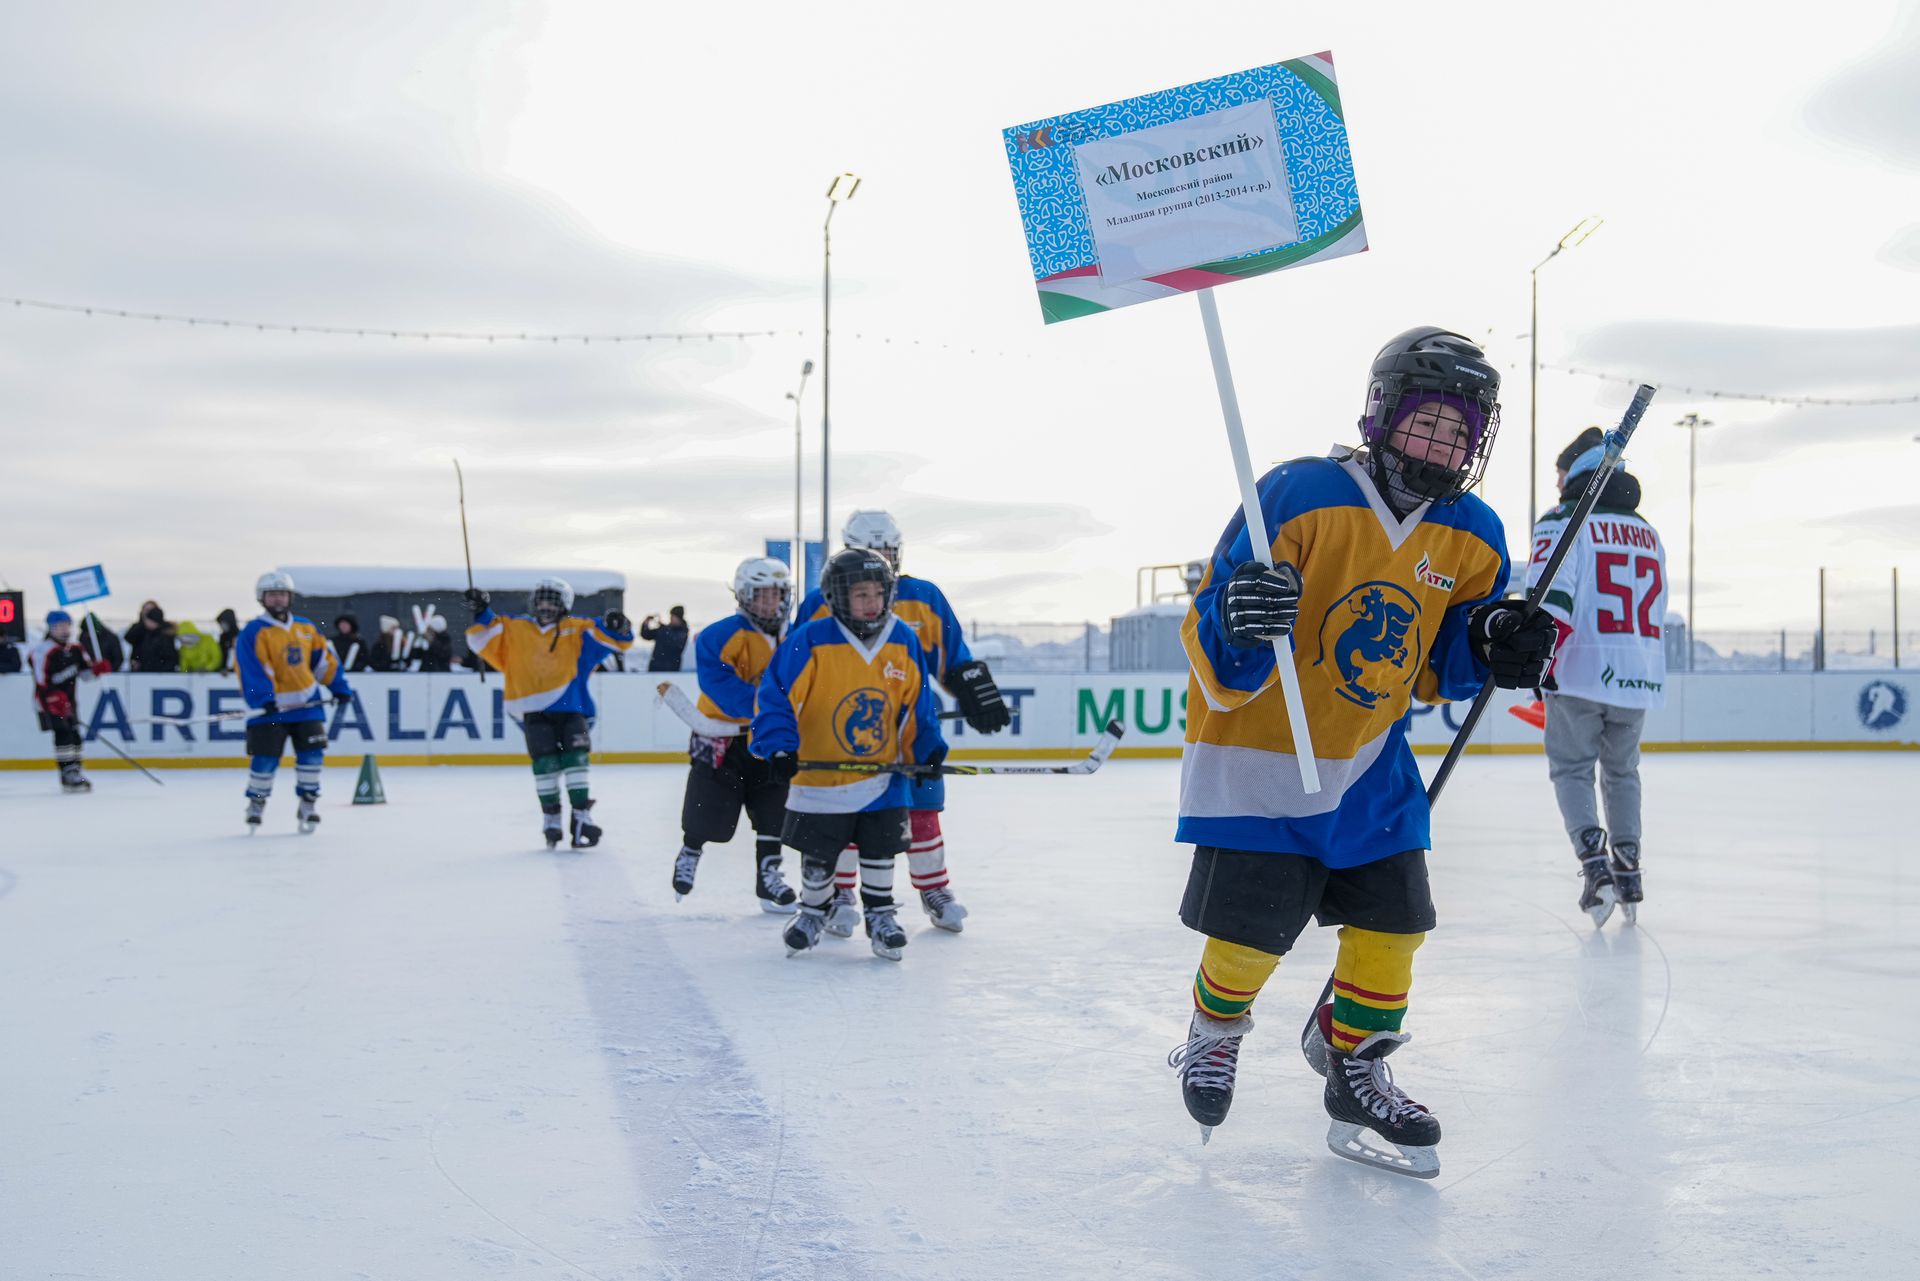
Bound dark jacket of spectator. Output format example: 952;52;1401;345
330;614;371;672
124;602;181;673
0;642;20;674
641;607;690;672
366;617;406;672
83;613;126;671
413;617;453;673
216;609;240;673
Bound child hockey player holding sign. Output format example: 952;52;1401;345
1166;328;1556;1178
29;610;112;792
669;557;800;913
794;511;1010;935
752;547;948;961
238;572;356;833
464;577;633;848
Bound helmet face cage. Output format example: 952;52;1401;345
529;578;574;622
822;549;896;640
1358;328;1503;505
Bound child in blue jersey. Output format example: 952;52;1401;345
792;510;1010;935
237;571;354;834
671;557;798;913
1165;328;1557;1178
752;548;947;961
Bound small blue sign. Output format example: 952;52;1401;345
52;564;111;605
765;540;827;594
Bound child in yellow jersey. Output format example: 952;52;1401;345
237;571;354;834
670;557;798;914
751;548;947;961
1166;328;1556;1179
463;576;633;849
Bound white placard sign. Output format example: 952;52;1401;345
1073;100;1298;285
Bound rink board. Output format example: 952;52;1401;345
0;671;1912;767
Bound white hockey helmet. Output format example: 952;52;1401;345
255;570;296;602
529;576;574;619
732;557;793;629
842;509;903;568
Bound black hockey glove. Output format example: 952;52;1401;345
1219;560;1303;646
259;699;280;716
603;610;630;634
767;752;798;784
1468;601;1557;689
948;659;1010;734
463;588;490;614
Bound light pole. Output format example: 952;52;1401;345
1676;412;1715;670
785;359;814;588
822;172;861;557
1530;216;1604;532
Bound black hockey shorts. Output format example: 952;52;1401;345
522;711;591;758
682;751;788;845
245;719;329;758
38;713;81;747
1180;846;1437;956
782;807;912;866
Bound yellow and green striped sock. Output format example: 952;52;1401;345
1192;936;1280;1020
1329;927;1423;1053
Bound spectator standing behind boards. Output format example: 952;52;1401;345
642;605;690;672
414;615;453;672
216;609;241;673
177;620;224;672
366;616;407;672
330;614;370;672
124;601;181;673
1528;427;1668;930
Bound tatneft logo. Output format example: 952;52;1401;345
1857;680;1908;731
1413;553;1455;592
1600;663;1662;693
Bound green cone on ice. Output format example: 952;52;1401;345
352;754;387;805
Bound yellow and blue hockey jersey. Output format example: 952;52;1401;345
237;614;349;725
465;608;633;719
796;575;971;686
694;612;784;730
751;616;946;814
1179;448;1509;867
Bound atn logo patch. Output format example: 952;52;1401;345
833;688;893;757
1314;582;1423;709
883;661;908;682
1413;553;1455;592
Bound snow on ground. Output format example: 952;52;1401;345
3;753;1916;1280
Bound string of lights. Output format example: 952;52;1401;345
1543;361;1920;408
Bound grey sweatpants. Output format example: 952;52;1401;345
1543;691;1647;850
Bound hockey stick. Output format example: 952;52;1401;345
656;681;971;739
1298;383;1658;1084
454;458;486;684
797;719;1125;777
1424;382;1657;806
127;691;356;727
91;733;165;786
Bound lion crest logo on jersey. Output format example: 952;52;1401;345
1314;582;1423;709
833;687;893;756
1857;680;1908;731
286;645;303;665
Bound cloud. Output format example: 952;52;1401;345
1805;503;1920;544
1878;224;1920;270
1802;8;1920;170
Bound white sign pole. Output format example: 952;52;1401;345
1195;288;1321;793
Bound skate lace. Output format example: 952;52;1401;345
922;887;955;910
1166;1028;1242;1091
1344;1056;1427;1125
674;850;700;879
866;907;903;939
760;863;792;896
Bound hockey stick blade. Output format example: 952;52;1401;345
797;720;1126;777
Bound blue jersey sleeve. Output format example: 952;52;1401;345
236;621;276;708
795;589;828;624
697;619;760;721
750;632;809;757
924;583;971;683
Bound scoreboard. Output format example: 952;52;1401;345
0;591;24;643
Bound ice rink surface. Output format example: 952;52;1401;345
4;752;1915;1280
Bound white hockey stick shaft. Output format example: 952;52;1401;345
1197;289;1320;793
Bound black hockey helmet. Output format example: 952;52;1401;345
821;547;895;641
1358;326;1502;504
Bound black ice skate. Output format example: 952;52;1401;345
542;809;564;850
783;908;825;955
919;887;968;933
569;803;601;849
755;857;798;915
245;796;267;832
823;885;859;938
864;905;908;961
296;796;321;835
671;846;700;901
1609;840;1643;925
1575;826;1616;927
1323;1030;1440;1179
1167;1008;1252;1144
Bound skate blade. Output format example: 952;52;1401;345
823;919;856;938
1586;884;1618;928
1198;1124;1213;1146
869;941;905;961
1621;902;1638;926
930;917;965;934
1326;1121;1440;1179
759;899;799;915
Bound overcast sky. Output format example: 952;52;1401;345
2;0;1915;637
